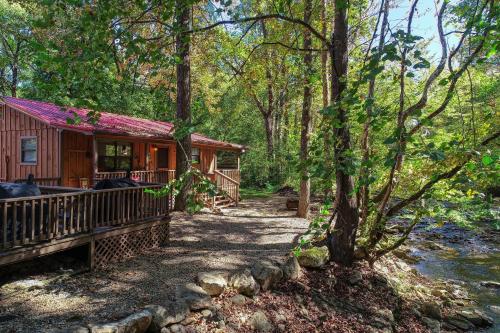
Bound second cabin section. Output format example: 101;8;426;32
0;97;244;206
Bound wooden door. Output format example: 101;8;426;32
65;150;91;187
157;147;169;170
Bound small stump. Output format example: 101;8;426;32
286;198;299;210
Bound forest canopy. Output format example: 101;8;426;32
1;0;498;263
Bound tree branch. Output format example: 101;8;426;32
188;14;331;47
385;131;500;218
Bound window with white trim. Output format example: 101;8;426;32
21;137;37;164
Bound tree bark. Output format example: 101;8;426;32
327;0;359;266
321;0;333;199
297;0;313;218
174;0;192;211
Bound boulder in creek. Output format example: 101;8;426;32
229;269;260;296
145;302;190;333
457;309;494;328
175;283;213;311
444;315;474;331
197;271;228;296
89;310;152;333
297;246;329;268
251;260;283;291
480;280;500;289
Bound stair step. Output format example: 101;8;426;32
215;199;231;204
217;202;236;208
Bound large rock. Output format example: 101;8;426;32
444;315;474;331
44;327;89;333
145;302;190;333
251;261;283;291
175;283;213;311
197;271;228;296
348;271;363;285
89;310;152;333
229;269;260;296
297;246;329;268
370;308;394;331
480;281;500;289
458;309;494;328
421;317;440;333
249;311;274;332
420;301;442;320
281;256;302;280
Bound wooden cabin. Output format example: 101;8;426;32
0;96;244;206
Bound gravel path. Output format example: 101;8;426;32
0;195;308;332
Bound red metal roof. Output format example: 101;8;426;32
2;96;243;150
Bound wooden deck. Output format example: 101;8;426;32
0;184;169;269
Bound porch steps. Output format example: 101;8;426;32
212;195;236;208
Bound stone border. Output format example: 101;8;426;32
44;254;302;333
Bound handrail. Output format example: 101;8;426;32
213;170;240;185
0;184;163;203
0;184;169;251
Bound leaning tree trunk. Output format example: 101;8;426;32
297;0;313;218
327;1;360;265
174;0;192;211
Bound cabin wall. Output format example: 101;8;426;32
198;146;216;175
0;104;60;184
133;142;147;170
61;131;93;187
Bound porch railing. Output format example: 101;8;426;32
214;170;240;205
94;170;176;184
0;184;168;251
218;169;240;184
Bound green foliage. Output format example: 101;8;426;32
146;168;218;214
293;200;333;256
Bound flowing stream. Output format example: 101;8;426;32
405;218;499;332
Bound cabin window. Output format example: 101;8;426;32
97;141;132;172
157;147;169;169
21;137;37;164
217;151;238;169
192;147;200;164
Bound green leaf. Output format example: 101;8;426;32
482;155;493;166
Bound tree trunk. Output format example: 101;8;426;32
174;0;192;211
327;1;359;266
321;0;333;199
263;114;274;158
297;0;313;218
10;64;17;97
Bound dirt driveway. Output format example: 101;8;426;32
0;195;308;332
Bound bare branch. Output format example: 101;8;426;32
386;131;500;217
188;14;331;47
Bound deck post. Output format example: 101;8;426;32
88;237;95;271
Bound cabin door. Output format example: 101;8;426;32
156;147;169;170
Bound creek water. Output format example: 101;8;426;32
406;219;499;332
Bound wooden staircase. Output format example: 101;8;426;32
213;195;236;208
210;170;240;208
